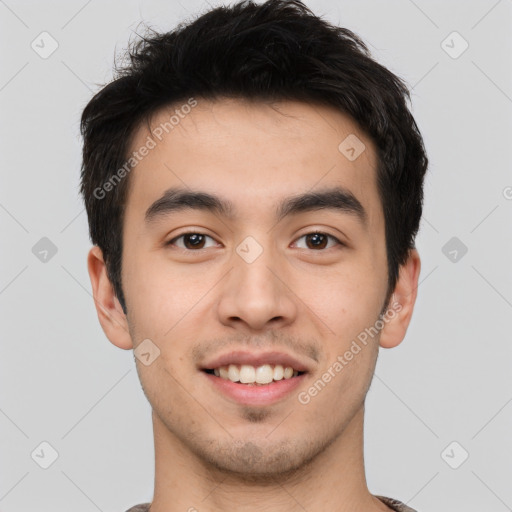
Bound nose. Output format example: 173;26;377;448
216;243;298;332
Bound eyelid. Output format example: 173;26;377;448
166;230;219;249
292;232;344;250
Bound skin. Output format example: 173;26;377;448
88;98;420;512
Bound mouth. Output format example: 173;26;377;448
202;364;306;385
201;362;309;406
199;350;313;405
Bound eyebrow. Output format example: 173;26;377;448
144;186;368;227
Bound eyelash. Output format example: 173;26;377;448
166;231;344;251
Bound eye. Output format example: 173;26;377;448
293;232;343;250
167;232;219;250
166;231;343;251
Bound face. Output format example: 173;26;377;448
108;98;395;477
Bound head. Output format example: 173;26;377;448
82;0;426;479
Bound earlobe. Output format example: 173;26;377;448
379;248;421;349
87;245;133;350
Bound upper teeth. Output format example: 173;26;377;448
213;364;299;384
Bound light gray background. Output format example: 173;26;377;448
1;0;511;511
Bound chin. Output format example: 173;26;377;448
193;437;324;482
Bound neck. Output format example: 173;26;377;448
149;404;390;512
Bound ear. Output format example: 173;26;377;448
87;245;133;350
379;248;421;349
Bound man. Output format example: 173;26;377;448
80;1;427;510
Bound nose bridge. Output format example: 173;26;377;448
234;233;279;300
217;233;296;329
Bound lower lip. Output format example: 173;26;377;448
202;371;307;406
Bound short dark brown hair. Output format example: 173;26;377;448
80;0;428;314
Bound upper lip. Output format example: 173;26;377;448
200;350;312;373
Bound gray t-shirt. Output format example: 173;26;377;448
125;495;417;511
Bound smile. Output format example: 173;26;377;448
204;363;304;385
202;366;308;406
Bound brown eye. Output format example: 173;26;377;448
168;233;217;250
294;232;342;250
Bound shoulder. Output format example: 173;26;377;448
124;498;416;512
376;495;418;512
124;504;151;512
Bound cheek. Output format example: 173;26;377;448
297;340;378;434
301;264;385;339
123;251;207;335
135;355;198;432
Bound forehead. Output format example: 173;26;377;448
124;98;382;227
